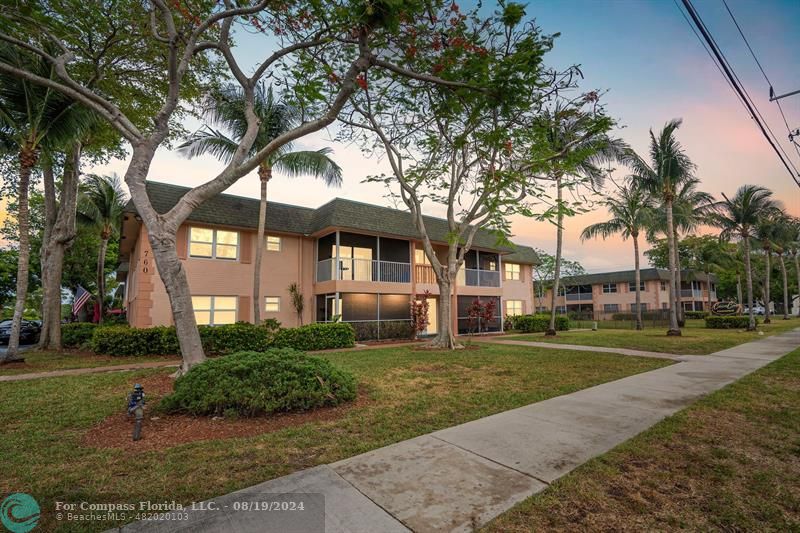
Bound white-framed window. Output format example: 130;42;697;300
189;227;239;260
602;283;618;294
603;304;619;312
505;300;523;316
505;263;521;281
414;248;431;265
265;296;280;312
660;281;668;291
628;281;646;292
266;235;282;252
631;303;648;311
192;296;237;325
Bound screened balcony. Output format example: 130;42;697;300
315;232;411;283
457;249;501;288
565;284;593;301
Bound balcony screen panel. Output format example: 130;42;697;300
457;295;476;317
339;232;377;253
316;295;328;322
462;249;478;269
479;252;499;271
379;294;410;320
379;237;410;262
342;293;378;321
317;234;336;260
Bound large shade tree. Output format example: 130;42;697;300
77;174;127;323
0;47;93;361
342;2;615;348
627;119;696;336
711;185;778;331
1;0;487;373
178;83;342;325
581;184;653;330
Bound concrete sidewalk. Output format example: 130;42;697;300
115;328;800;533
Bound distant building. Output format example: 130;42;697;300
538;267;719;315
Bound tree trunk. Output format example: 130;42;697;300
633;232;642;330
705;269;711;313
664;199;681;336
779;254;789;320
736;274;743;306
429;273;460;349
547;176;563;336
39;144;82;350
763;250;771;324
743;236;756;331
253;166;271;325
149;230;206;374
795;252;800;316
673;227;684;327
3;148;37;362
95;237;109;323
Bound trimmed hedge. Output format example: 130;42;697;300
685;310;709;320
159;349;357;416
508;314;569;333
273;323;356;351
611;311;669;321
91;325;179;356
90;321;356;356
705;315;756;329
62;322;99;349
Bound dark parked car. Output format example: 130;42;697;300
0;319;41;345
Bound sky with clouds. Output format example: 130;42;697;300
83;0;800;272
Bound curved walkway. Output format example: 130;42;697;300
113;328;800;533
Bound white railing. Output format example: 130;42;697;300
316;258;411;283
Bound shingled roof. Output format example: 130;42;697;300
126;181;541;264
558;268;718;286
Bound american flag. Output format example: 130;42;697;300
72;286;92;315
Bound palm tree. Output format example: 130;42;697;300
626;119;696;336
77;174;127;323
646;178;715;324
581;184;653;330
178;83;342;324
710;185;778;331
770;213;795;320
754;216;779;324
539;104;628;336
0;47;93;361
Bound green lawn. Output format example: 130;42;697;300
0;343;670;532
505;317;800;355
0;350;179;376
484;346;800;532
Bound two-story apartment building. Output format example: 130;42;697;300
118;182;539;337
537;268;719;316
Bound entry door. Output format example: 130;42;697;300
425;297;438;335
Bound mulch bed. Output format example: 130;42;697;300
82;373;370;453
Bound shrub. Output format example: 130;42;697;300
198;323;273;355
62;322;99;349
379;320;414;340
705;315;756;329
159;349;357;416
610;311;669;321
91;325;179;356
685;310;709;320
511;314;569;333
273;322;355;351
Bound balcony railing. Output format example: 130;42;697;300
315;258;411;283
464;268;500;287
566;293;593;301
415;264;436;284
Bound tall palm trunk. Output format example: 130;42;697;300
633;232;642;330
743;235;756;331
673;227;685;326
547;175;563;336
763;249;771;324
736;274;743;305
705;270;711;312
665;199;681;335
795;252;800;316
3;146;37;362
253;165;271;325
95;235;109;323
779;254;789;320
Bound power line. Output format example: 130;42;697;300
720;0;800;160
678;0;800;187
